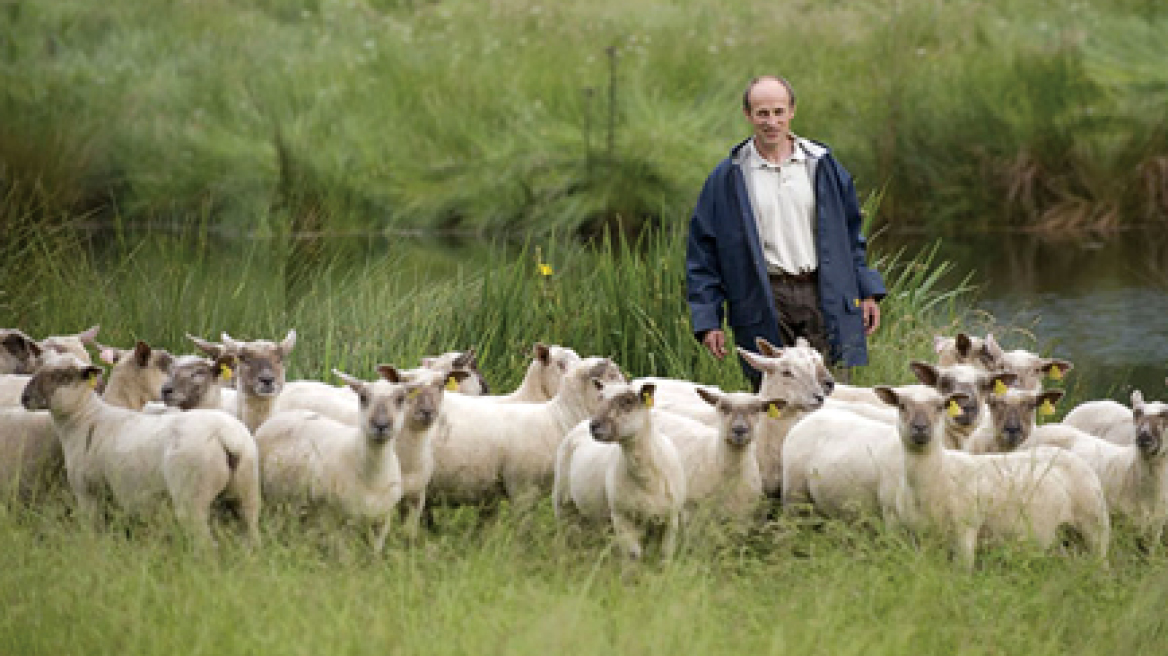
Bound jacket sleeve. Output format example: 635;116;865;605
839;166;887;302
686;172;726;338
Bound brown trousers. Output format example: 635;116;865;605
767;271;830;357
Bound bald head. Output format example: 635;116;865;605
742;76;797;112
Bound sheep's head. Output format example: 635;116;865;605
221;330;296;398
97;340;175;406
336;369;408;445
979;334;1072;392
589;380;654;444
379;364;464;431
421;348;489;395
696;388;785;449
1132;391;1168;459
0;329;42;374
568;357;625;412
37;325;99;365
532;342;582;399
20;354;102;413
984;387;1064;451
162;354;234;411
876;384;968;451
910;361;1016;427
933;332;987;368
740;337;827;411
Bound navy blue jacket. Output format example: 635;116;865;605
686;137;886;372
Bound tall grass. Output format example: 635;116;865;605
2;0;1165;235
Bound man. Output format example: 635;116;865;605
686;75;885;389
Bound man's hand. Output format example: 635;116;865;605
861;298;880;336
702;329;728;359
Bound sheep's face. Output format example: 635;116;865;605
1132;396;1168;459
984;388;1064;450
567;357;625;411
351;379;409;445
0;329;42;375
20;355;102;412
697;389;784;449
222;330;296;398
533;343;582;399
876;385;963;451
589;381;653;444
910;361;1016;427
979;335;1072;392
404;381;447;431
421;349;489;395
162;355;232;411
100;341;174;404
37;325;99;365
742;338;827;412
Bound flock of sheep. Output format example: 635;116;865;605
1;325;1165;569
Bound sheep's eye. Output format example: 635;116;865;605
358;393;371;406
781;369;794;379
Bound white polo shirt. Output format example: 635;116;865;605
742;137;817;276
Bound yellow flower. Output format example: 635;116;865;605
539;263;554;277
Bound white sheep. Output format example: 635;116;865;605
20;355;261;544
909;360;1019;451
419;348;489;395
198;329;296;433
1029;391;1168;548
95;340;175;411
426;357;625;512
875;385;1109;570
933;332;987;367
1062;400;1137;445
964;387;1066;455
160;353;237;412
37;325;100;364
489;342;581;404
254;369;414;552
0;408;61;502
553;381;686;560
980;333;1073;391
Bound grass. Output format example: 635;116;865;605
1;218;1160;654
1;0;1165;235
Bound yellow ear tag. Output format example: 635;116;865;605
1048;366;1063;381
88;375;99;389
947;400;961;418
994;379;1009;396
642;392;653;409
219;365;233;382
767;403;783;419
1039;399;1056;416
408;387;421;400
445;377;459;392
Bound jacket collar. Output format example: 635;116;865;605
731;136;828;166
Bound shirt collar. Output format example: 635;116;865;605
747;136;808;169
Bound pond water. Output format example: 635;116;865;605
875;227;1168;402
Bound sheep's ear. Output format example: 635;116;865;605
2;332;36;358
909;360;939;387
955;333;973;358
77;325;100;344
932;335;949;355
1132;390;1145;412
874;385;899;408
638;383;656;408
695;387;720;407
980;333;1005;364
82;366;103;388
220;332;241;353
133;341;152;367
1036;390;1064;416
534;342;551;365
983;371;1017;395
187;334;225;358
279;329;297;357
452;349;477;369
1041;359;1073;381
444;370;471;391
738;347;771;373
376;364;402;383
96;343;122;365
332;369;363;391
213;355;236;382
755;337;782;357
794;337;811;349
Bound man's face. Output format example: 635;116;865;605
744;79;796;152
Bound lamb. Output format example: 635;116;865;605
661;388;777;522
195;330;296;433
20;355;261;544
0;408;61;503
37;325;100;364
876;385;1109;569
160;353;238;412
489;342;581;404
552;381;686;560
426;357;625;511
254;369;413;552
964;386;1066;454
0;329;42;374
95;341;175;410
1029;391;1168;548
1062;399;1139;445
979;333;1073;391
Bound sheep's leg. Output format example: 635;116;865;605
660;513;681;561
371;513;393;554
954;528;978;571
73;492;105;532
401;494;424;543
173;498;215;547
